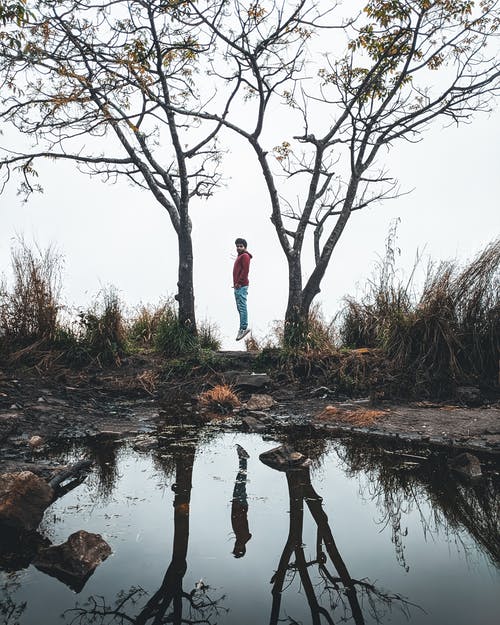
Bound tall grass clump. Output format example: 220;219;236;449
154;300;197;357
0;239;62;347
129;302;171;347
153;299;220;357
277;304;337;354
129;300;221;355
340;235;500;396
78;288;128;366
197;319;221;352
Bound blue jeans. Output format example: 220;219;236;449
234;286;248;330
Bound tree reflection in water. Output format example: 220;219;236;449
338;442;500;568
86;438;122;501
65;443;226;625
0;577;26;625
59;436;498;625
266;459;417;625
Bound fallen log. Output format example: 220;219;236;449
48;459;93;491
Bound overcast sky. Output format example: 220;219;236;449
1;4;499;349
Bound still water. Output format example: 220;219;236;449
1;432;499;625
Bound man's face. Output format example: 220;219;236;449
236;243;246;254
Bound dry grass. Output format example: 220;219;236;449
244;333;260;351
317;405;386;426
136;370;159;395
0;239;62;345
198;384;240;413
340;235;500;395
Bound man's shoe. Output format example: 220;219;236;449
236;328;250;341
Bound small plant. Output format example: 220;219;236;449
78;287;127;366
244;332;260;351
198;384;240;414
266;304;337;353
197;319;221;351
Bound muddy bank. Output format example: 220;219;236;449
1;364;499;479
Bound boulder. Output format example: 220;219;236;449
0;471;54;531
234;373;270;391
259;445;312;472
449;452;482;479
245;394;276;410
34;530;112;592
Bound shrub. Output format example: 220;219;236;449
78;288;127;366
128;302;171;347
339;235;500;395
154;303;198;357
198;384;240;414
154;299;221;356
260;304;336;354
197;319;221;351
0;239;62;345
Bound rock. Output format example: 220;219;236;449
34;530;112;592
246;411;274;424
245;394;275;410
456;386;482;407
259;445;312;472
449;452;482;479
0;471;54;531
28;436;44;449
241;416;267;433
234;373;270;391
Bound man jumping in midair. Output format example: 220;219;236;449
233;238;252;341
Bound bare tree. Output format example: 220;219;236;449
0;0;226;333
185;0;500;343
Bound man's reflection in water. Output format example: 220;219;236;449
231;444;252;558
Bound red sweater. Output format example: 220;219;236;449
233;251;252;287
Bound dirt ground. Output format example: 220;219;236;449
1;357;499;476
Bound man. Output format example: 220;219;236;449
233;237;252;341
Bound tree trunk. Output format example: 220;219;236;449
176;221;197;335
284;254;305;345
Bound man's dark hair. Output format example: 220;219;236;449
235;238;247;247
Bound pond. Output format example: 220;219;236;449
1;431;499;625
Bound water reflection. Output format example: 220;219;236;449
86;439;122;501
266;456;415;625
339;443;500;567
65;442;226;625
1;432;498;625
231;445;252;558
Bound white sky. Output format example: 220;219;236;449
1;107;498;348
1;3;499;349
